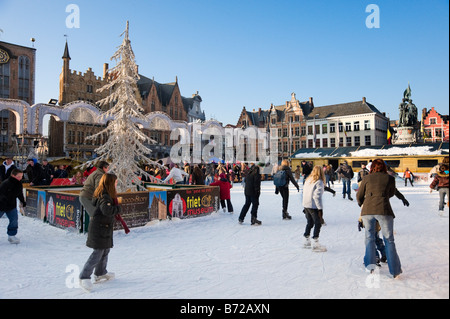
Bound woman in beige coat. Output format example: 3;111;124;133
356;158;402;278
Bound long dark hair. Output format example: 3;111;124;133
370;158;387;173
93;173;118;199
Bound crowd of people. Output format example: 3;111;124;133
1;154;448;285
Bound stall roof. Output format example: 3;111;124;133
291;142;449;159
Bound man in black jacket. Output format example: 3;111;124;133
25;159;45;186
0;169;26;244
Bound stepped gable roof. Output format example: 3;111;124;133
307;100;384;119
137;74;177;106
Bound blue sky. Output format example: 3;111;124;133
1;0;448;125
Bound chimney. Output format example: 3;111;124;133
103;63;109;79
362;97;366;103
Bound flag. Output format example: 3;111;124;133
387;128;392;144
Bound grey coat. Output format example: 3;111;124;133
86;192;121;249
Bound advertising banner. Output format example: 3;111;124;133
116;192;150;230
166;186;220;219
46;192;82;230
148;191;168;221
24;189;46;220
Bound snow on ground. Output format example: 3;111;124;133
0;180;448;299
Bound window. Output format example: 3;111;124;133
18;56;30;100
295;127;299;136
322;124;327;134
364;120;370;130
283;128;288;137
301;126;306;136
385;160;400;168
330;138;336;147
354;121;360;131
418;159;438;168
308;126;313;135
87;85;93;93
339;137;343;147
322;138;328;148
301;141;306;148
308;139;313;148
295;140;300;151
430;118;437;125
365;135;371;146
346;137;352;146
295;116;300;122
354;136;360;146
330;123;335;133
0;62;10;98
345;122;352;132
338;122;343;132
352;161;367;168
315;125;320;135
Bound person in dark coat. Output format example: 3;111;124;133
356;158;402;278
191;165;205;185
79;161;109;217
0;169;26;244
336;161;354;200
25;159;45;186
275;159;300;220
79;173;121;292
41;159;55;185
238;165;261;225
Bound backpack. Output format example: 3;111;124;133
273;170;287;187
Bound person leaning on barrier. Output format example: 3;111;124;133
79;161;110;217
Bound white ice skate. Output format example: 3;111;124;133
303;237;311;249
79;279;93;293
312;239;327;252
94;272;115;284
8;236;20;244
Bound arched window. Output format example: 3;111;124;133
18;56;30;100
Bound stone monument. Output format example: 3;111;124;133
393;84;418;144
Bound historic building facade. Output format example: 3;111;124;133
51;41;206;158
237;93;389;159
421;107;449;143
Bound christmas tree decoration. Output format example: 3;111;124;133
83;21;161;192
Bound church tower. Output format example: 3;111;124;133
59;40;71;105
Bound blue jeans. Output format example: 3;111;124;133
342;178;351;195
0;208;19;236
438;188;449;211
361;215;402;277
80;248;111;279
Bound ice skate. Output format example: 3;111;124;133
8;236;20;244
251;218;262;226
312;239;327;252
79;279;93;293
94;272;115;283
303;237;311;249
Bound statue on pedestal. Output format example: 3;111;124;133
394;84;418;144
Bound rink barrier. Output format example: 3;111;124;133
22;183;220;233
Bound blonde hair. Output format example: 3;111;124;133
280;159;290;168
306;165;325;184
93;173;118;200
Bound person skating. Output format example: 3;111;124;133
429;162;449;215
0;169;26;244
336;160;354;200
210;173;234;213
79;173;121;292
302;165;327;252
356;158;402;278
238;165;261;225
275;160;300;220
403;167;414;187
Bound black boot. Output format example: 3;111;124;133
348;194;353;201
251;217;262;226
283;210;292;220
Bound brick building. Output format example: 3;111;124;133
421;107;449;143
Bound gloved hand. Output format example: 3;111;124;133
358;220;364;231
402;198;409;207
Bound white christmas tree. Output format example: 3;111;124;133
86;21;161;192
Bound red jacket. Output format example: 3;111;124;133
210;179;232;200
